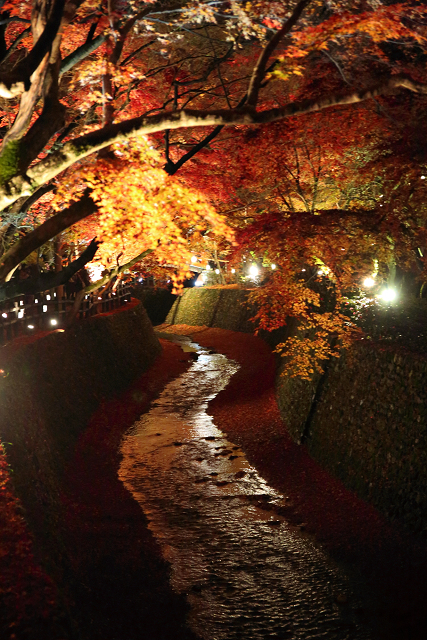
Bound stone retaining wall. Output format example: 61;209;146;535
303;345;427;533
166;287;256;332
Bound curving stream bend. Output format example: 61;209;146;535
119;335;375;640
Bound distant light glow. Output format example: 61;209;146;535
380;287;397;302
231;268;236;274
87;263;104;282
206;264;211;270
249;264;259;277
28;325;34;329
421;175;426;180
20;300;24;305
46;295;51;300
191;256;197;263
195;276;204;287
35;299;38;303
318;269;324;275
2;313;7;318
50;319;58;326
363;277;375;288
271;263;276;270
18;310;24;318
43;305;47;312
215;268;220;274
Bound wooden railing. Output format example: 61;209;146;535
0;281;132;345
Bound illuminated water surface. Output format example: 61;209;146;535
119;336;374;639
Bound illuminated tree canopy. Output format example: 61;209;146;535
0;0;426;372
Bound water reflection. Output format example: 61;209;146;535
119;337;374;639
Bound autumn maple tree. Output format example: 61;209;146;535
0;0;425;370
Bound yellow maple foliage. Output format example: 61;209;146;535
53;137;233;291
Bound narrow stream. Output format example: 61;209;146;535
119;335;375;640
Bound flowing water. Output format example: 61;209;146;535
119;335;376;640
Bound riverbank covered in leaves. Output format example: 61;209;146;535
0;338;197;640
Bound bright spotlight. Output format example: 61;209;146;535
380;288;397;302
50;319;58;326
363;277;375;288
249;264;259;278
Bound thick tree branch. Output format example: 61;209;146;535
8;183;55;216
0;73;426;210
17;42;66;171
0;27;31;66
0;237;99;301
1;53;51;146
0;0;65;98
0;191;97;281
60;32;107;75
246;0;312;108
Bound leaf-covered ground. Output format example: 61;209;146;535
0;443;67;640
0;339;197;640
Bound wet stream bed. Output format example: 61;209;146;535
119;334;378;640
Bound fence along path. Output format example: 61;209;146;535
0;281;132;345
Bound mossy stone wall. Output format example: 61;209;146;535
306;344;427;533
0;301;161;556
166;287;257;332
